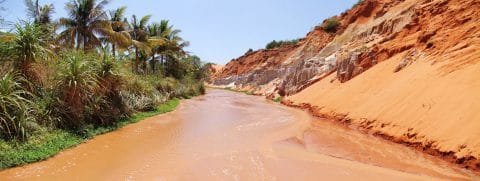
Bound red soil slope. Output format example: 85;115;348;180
211;0;480;172
287;0;480;171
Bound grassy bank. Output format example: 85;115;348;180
0;98;180;170
0;0;210;171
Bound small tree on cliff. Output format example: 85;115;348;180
245;48;253;54
323;18;340;33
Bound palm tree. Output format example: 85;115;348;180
158;21;189;77
165;28;189;56
24;0;55;42
24;0;54;25
147;20;189;76
146;22;165;73
128;14;151;73
107;6;130;58
58;0;110;51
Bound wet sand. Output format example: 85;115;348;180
0;89;475;180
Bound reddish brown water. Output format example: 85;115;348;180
0;89;476;180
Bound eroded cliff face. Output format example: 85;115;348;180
211;0;419;96
210;0;480;172
212;0;478;94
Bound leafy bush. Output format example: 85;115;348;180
124;74;155;95
0;73;36;140
198;83;206;95
120;91;165;111
154;77;177;97
33;91;60;128
122;75;171;111
174;77;205;98
265;39;300;49
323;18;340;33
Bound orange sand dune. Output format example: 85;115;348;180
287;48;480;169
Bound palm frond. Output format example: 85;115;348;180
24;0;38;20
140;15;152;28
59;0;111;50
131;40;152;54
148;37;166;47
109;6;126;21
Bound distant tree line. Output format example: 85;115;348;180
0;0;209;142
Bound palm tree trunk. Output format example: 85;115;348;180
83;35;87;51
160;55;164;66
142;59;147;74
134;47;139;74
151;54;156;74
76;34;80;50
160;54;165;76
112;43;116;58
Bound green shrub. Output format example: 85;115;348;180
171;77;205;98
273;97;282;103
154;77;178;97
0;73;36;140
198;83;206;95
33;91;60;128
323;18;340;33
121;92;149;111
124;75;154;96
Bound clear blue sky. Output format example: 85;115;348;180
1;0;357;64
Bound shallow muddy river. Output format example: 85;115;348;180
0;89;476;180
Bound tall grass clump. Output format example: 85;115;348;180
53;52;99;129
12;22;50;83
0;73;36;141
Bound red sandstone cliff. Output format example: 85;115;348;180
210;0;480;172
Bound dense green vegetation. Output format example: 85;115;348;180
0;0;208;168
265;39;300;49
323;18;340;33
